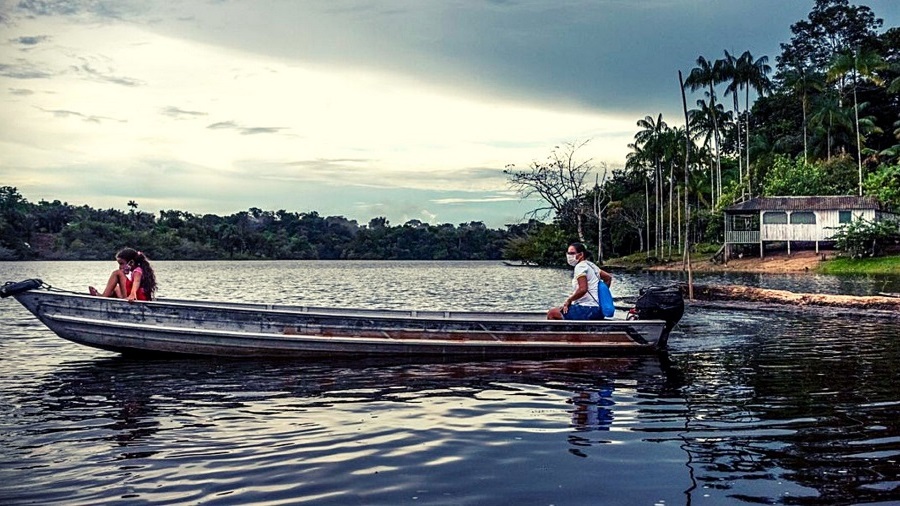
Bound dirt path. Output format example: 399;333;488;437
647;250;826;274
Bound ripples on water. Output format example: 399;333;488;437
1;261;898;505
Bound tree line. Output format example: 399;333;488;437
0;186;527;261
506;0;900;264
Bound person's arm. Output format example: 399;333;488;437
128;268;142;301
562;275;588;313
598;269;612;287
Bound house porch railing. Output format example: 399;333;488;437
725;231;760;244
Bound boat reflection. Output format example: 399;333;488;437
33;354;681;454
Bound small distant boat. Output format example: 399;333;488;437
501;260;536;267
2;279;684;359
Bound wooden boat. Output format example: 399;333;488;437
1;279;684;359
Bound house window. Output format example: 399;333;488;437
790;211;817;224
763;211;787;224
839;211;852;223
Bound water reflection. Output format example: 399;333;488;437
667;315;900;504
569;387;615;432
25;355;675;461
3;260;900;504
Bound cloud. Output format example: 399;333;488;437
161;106;207;119
12;35;50;46
72;61;142;86
13;0;138;18
253;160;515;195
207;120;238;130
207;121;286;136
431;195;520;205
38;107;123;123
0;60;53;79
239;127;285;136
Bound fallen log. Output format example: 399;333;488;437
682;284;900;319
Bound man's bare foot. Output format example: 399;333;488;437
88;286;99;296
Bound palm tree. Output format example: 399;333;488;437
633;114;668;257
809;90;854;160
663;127;689;257
879;118;900;164
738;51;772;196
846;101;884;168
625;144;652;257
722;51;743;188
827;47;886;196
781;66;824;163
684;56;725;204
689;99;730;206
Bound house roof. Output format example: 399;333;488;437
724;196;891;213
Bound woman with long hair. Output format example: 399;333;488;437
89;247;157;301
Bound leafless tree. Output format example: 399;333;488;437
504;140;595;242
591;169;611;264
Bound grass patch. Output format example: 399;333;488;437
605;243;720;269
819;255;900;275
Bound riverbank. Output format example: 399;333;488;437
646;250;825;274
622;250;900;275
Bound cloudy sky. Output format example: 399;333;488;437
1;1;897;228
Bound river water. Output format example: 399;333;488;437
1;261;898;505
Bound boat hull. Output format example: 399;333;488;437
11;290;670;358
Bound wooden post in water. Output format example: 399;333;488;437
678;70;694;300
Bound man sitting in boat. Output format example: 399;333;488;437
547;242;613;320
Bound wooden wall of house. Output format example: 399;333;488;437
760;209;875;242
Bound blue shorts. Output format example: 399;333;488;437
564;304;602;320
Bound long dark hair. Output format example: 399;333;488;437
569;242;594;261
116;247;157;298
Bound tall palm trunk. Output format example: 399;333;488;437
715;128;722;202
745;86;751;197
668;161;674;259
707;82;722;205
644;174;650;258
828;114;833;161
732;93;742;186
655;159;662;258
851;69;863;196
802;85;808;163
677;186;682;249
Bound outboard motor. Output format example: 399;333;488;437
626;284;684;348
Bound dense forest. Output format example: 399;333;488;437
2;0;898;264
0;186;523;261
506;0;900;264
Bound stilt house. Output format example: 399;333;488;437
723;196;897;258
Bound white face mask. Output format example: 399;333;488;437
566;253;579;266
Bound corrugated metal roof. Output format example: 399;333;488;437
724;196;889;212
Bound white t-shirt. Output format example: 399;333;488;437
571;260;600;306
